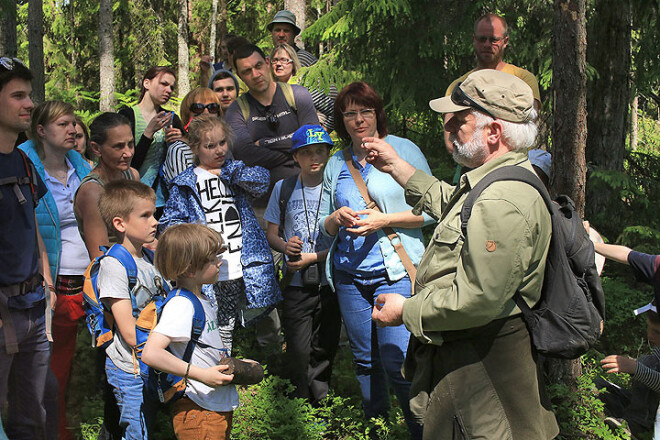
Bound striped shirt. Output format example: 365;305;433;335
308;85;336;132
296;47;318;67
635;347;660;394
164;141;194;183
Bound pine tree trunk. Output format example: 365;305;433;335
550;0;588;389
177;0;190;98
584;0;632;224
0;0;17;58
28;0;44;105
209;0;219;62
285;0;306;49
99;0;116;112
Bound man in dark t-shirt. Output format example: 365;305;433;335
0;56;53;439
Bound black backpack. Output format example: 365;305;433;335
460;165;605;359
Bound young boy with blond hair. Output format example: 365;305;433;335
97;179;161;439
142;223;239;440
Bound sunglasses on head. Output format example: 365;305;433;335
189;102;221;115
0;57;27;72
451;84;497;120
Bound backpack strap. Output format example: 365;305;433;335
237;94;250;123
105;244;140;316
0;149;39;207
278;174;300;238
278;82;297;114
458;165;554;317
460;165;553;237
341;148;417;290
169;289;205;365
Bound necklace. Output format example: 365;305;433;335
299;175;321;248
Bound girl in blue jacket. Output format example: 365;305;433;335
159;115;281;352
19;100;91;440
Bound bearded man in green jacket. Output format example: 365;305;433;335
365;69;559;440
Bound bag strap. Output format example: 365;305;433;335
105;244;140;316
169;288;205;363
458;165;553;315
237;94;250;122
341;148;417;288
278;82;297;113
278;174;300;238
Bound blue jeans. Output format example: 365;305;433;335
334;270;422;439
0;303;50;440
105;357;154;440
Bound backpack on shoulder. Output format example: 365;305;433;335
0;148;38;207
460;165;605;359
134;287;205;404
82;244;161;349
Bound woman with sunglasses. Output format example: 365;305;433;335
162;87;223;184
270;44;336;132
118;66;184;215
318;81;432;439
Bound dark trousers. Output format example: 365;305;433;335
281;284;341;404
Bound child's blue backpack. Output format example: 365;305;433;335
135;288;205;403
82;244;159;349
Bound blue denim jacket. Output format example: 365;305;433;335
159;160;282;310
318;135;434;289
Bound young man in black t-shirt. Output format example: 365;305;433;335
0;57;53;439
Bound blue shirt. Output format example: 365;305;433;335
332;149;386;276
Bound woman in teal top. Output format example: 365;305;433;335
318;82;432;439
118;66;184;213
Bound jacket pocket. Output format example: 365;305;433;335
415;224;464;292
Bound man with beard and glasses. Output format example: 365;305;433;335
366;69;559;439
445;13;541;183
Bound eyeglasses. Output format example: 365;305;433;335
271;57;293;65
0;57;27;72
474;35;507;45
342;108;376;121
451;84;497;120
265;109;279;129
190;102;221;115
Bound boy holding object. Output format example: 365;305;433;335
264;124;341;403
142;224;240;440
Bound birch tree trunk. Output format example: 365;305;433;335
28;0;44;104
99;0;116;112
177;0;190;97
210;0;219;62
549;0;588;388
285;0;306;49
0;0;17;58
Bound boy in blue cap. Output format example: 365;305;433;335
264;124;341;404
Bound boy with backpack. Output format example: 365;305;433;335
264;124;341;404
142;223;240;440
96;179;162;439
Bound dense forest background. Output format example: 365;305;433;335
2;0;660;438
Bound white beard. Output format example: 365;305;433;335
450;127;488;168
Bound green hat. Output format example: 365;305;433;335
429;69;534;123
267;10;301;36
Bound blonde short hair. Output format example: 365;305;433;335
270;44;301;76
99;180;156;233
180;87;221;128
30;100;76;159
155;224;224;281
187;114;232;164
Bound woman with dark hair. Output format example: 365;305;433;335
74;112;139;260
318;81;431;438
18;101;91;440
118;66;184;213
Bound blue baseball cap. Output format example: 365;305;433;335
291;124;333;153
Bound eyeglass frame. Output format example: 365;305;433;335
450;84;497;120
341;108;376;121
271;57;294;65
189;102;221;115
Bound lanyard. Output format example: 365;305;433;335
299;175;321;247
